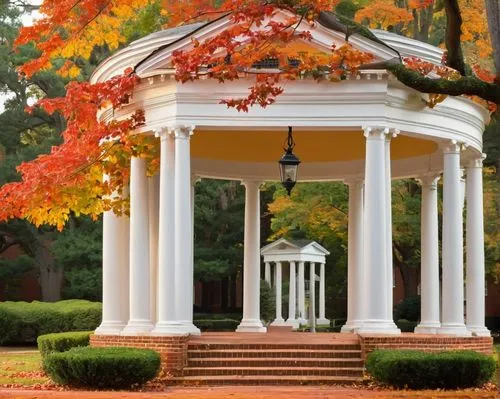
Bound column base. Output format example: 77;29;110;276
94;321;126;335
316;318;330;326
467;325;491;337
270;318;287;327
357;320;401;335
297;317;308;327
152;321;190;336
236;319;267;333
415;322;441;334
285;319;300;329
340;320;363;333
437;323;471;336
179;321;201;335
121;320;154;335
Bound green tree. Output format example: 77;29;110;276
0;2;105;301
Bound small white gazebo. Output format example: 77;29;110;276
261;238;330;328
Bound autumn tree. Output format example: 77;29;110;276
0;0;495;231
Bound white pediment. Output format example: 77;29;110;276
134;8;400;77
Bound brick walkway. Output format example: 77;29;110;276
189;329;360;345
0;387;497;399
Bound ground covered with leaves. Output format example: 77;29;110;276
0;349;497;398
0;350;51;388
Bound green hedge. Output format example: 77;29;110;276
394;295;420;322
43;346;160;389
395;319;418;332
194;318;239;331
38;331;92;357
366;349;496;389
0;300;101;345
193;313;242;321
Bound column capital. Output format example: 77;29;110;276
465;153;486;169
344;177;364;187
241;180;264;189
442;140;465;154
417;174;441;189
154;127;174;140
362;126;398;139
386;128;399;141
172;125;195;140
191;174;201;185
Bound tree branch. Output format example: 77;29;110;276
444;0;466;76
361;58;500;104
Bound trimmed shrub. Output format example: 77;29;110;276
0;300;101;344
0;307;18;345
393;295;420;322
38;331;92;357
193;313;242;321
260;279;275;323
43;346;160;389
366;349;496;389
194;319;239;331
395;319;418;332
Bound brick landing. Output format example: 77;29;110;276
90;330;493;385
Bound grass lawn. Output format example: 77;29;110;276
0;351;49;387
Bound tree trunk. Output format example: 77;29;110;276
485;0;500;83
398;262;419;298
393;246;419;298
36;243;62;302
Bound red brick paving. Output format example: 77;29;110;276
0;387;497;399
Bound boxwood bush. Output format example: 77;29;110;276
194;318;239;331
0;300;101;345
366;349;496;389
38;331;92;357
43;346;161;389
395;319;418;332
193;313;242;321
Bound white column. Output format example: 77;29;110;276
286;261;298;328
358;127;399;334
298;261;306;324
309;262;316;329
152;129;186;335
95;209;130;335
174;125;200;335
342;180;364;333
123;156;154;334
264;262;271;286
465;156;490;336
148;173;160;325
317;262;329;326
415;175;441;334
385;133;397;325
236;180;266;332
439;141;469;335
271;261;286;326
191;176;198;313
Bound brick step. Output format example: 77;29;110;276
183;366;364;377
187;349;362;359
173;375;362;385
188;343;361;351
188;357;364;368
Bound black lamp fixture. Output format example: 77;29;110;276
278;126;301;196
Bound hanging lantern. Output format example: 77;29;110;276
278;126;301;196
